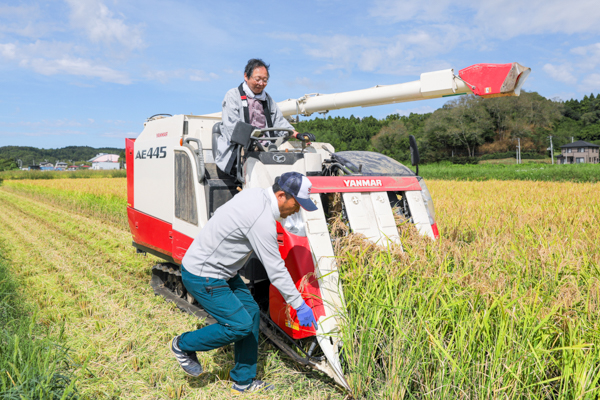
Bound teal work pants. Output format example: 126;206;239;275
178;266;260;385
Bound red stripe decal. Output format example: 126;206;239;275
128;207;174;258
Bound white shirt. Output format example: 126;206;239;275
182;187;303;309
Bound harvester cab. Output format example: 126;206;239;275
126;62;530;390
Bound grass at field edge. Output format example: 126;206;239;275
419;162;600;182
0;238;80;399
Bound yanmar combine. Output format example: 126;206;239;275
126;63;530;389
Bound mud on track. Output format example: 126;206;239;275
0;188;343;400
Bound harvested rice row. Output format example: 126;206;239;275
0;189;342;400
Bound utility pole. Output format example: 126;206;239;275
549;136;554;164
517;138;521;164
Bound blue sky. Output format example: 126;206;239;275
1;0;600;149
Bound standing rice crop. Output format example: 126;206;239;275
338;180;600;399
0;169;126;180
2;178;127;227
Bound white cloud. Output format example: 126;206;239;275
24;56;130;84
0;4;59;39
0;43;16;59
0;4;33;18
144;69;181;84
541;42;600;93
144;68;219;83
543;63;577;85
571;43;600;56
101;131;138;138
0;129;87;137
0;40;131;84
189;70;219;82
17;40;76;60
105;120;129;126
65;0;144;51
366;0;600;75
278;31;456;76
0;119;92;128
0;2;142;85
283;77;329;91
580;74;600;91
474;0;600;37
369;0;455;23
270;2;600;87
392;105;436;117
370;1;600;37
570;43;600;70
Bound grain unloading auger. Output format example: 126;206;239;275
126;62;530;390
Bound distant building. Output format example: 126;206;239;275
556;141;600;164
39;162;54;171
88;153;120;170
54;162;68;171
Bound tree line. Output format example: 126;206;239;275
2;92;599;170
296;91;600;164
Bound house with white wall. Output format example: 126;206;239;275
89;154;120;170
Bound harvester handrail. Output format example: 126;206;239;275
183;137;205;183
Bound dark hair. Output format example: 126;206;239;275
273;179;293;199
245;58;270;79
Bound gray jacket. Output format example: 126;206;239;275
181;187;304;309
215;85;294;174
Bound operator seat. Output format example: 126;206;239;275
210;123;237;180
211;122;222;161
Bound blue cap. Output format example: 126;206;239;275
278;172;318;212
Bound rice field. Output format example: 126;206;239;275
1;177;599;399
0;169;126;180
5;177;128;199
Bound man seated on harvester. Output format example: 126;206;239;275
170;171;319;394
214;58;316;176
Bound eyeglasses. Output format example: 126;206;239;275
252;76;268;84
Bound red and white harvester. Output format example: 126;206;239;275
126;63;530;389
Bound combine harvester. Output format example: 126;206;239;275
126;63;530;390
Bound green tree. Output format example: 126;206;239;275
370;120;410;161
0;158;18;171
425;95;494;158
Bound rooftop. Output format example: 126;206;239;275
89;154;119;163
560;140;600;149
